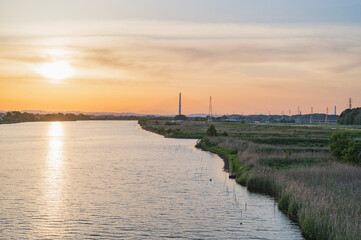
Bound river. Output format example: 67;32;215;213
0;121;303;239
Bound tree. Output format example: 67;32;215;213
330;131;361;165
342;140;361;164
330;132;351;159
207;124;218;136
174;114;187;121
337;108;361;125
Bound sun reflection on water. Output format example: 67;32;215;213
40;122;66;233
46;122;64;180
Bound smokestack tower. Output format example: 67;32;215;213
325;107;328;123
179;92;182;115
209;96;213;117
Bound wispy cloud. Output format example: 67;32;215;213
0;21;360;113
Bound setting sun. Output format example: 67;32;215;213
40;60;74;82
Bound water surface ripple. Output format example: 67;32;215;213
0;121;303;239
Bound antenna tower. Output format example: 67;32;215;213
349;98;352;109
298;106;300;115
310;107;313;123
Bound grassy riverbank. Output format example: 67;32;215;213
139;119;361;240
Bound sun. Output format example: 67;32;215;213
40;60;74;82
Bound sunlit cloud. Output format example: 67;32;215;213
0;21;360;114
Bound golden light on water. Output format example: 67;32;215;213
39;60;74;83
48;121;64;138
46;122;64;189
43;122;65;219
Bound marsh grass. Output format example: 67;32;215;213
139;119;361;240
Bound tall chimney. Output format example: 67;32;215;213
179;92;181;115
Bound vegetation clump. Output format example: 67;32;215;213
337;107;361;125
165;121;178;125
206;124;218;136
330;132;361;164
174;114;187;121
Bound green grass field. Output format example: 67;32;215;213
139;119;361;240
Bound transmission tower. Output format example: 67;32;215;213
310;107;313;123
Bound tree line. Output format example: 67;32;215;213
337;108;361;125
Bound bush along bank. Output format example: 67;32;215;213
139;120;361;240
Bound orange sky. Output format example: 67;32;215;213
1;21;360;115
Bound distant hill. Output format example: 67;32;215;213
337;108;361;125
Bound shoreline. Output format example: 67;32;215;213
138;121;304;235
138;119;361;240
195;143;230;173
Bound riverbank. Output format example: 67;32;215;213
0;111;171;125
138;119;361;240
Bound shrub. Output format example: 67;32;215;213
207;124;218;136
246;176;272;193
288;200;300;220
330;132;361;164
195;137;213;148
330;132;351;159
342;140;361;164
300;215;331;240
278;194;291;211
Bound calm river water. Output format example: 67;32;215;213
0;121;303;239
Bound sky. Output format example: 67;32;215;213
0;0;360;115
